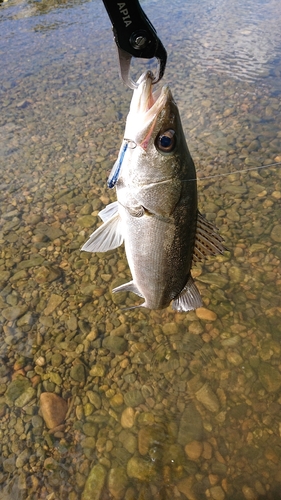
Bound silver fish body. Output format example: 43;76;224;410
82;72;224;311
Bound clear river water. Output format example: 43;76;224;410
1;0;281;499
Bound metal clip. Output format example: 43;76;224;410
102;0;167;89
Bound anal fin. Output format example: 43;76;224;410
172;275;203;312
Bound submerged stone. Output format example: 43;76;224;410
40;392;68;429
5;378;31;406
127;457;157;481
103;336;128;354
108;467;128;500
178;403;204;444
82;464;106;500
258;362;281;392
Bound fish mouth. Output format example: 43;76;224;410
124;71;170;144
130;70;169;118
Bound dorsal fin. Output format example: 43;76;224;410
192;211;225;264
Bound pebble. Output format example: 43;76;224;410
178;404;204;444
177;476;197;500
124;390;145;407
103;336;128;354
1;6;281;500
87;391;102;409
107;467;128;500
14;386;36;407
226;351;243;366
210;485;225;500
70;363;87;384
40;392;68;429
89;364;106;378
16;449;30;468
184;440;203;460
196;307;217;321
82;464;106;500
5;377;31;406
195;383;220;413
127;457;157;481
119;430;137;454
242;485;257;500
2;306;27;321
271;224;281;242
121;407;135;428
43;294;64;315
258;363;281;392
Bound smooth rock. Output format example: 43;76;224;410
44;294;64;315
119;430;137;454
82;464;106;500
138;427;163;456
5;378;31;406
242;485;257;500
121;407;135;428
3;456;16;473
196;308;217;321
108;467;128;500
35;266;61;283
271;224;281;243
162;323;178;335
81;437;96;449
226;351;243;366
70;363;86;384
83;422;98;437
210;485;225;500
17;255;44;269
177;403;204;444
124;390;145;408
40;392;68;429
15;386;36;407
16;449;30;468
103;336;128;354
195;383;220;412
197;273;228;288
51;353;63;367
89;364;105;378
10;270;28;282
110;393;124;408
2;306;28;321
184;440;203;460
177;476;197;500
87;391;102;409
258;363;281;392
68;106;87;117
127;457;157;481
228;266;244;283
77;215;97;228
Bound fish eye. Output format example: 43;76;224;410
155;129;176;153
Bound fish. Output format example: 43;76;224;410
81;71;225;311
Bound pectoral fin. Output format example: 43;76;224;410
99;201;119;222
172;275;203;312
81;212;123;253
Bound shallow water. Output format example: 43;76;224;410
1;0;281;499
